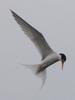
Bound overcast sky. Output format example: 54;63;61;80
0;0;75;100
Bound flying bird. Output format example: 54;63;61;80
10;10;66;87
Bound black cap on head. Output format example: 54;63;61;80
59;53;66;62
59;53;66;70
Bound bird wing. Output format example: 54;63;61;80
10;10;54;59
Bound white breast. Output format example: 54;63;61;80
41;52;61;68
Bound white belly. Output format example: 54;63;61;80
41;52;61;68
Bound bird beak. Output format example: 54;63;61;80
61;60;64;70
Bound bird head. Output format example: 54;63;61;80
59;53;66;70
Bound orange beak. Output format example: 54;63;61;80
61;60;64;70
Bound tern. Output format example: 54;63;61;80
10;10;66;87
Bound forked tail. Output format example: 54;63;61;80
19;63;47;88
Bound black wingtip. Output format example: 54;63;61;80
10;9;15;15
9;9;20;20
9;9;13;13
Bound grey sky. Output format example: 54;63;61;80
0;0;74;100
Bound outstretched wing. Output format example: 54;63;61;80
10;10;53;59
